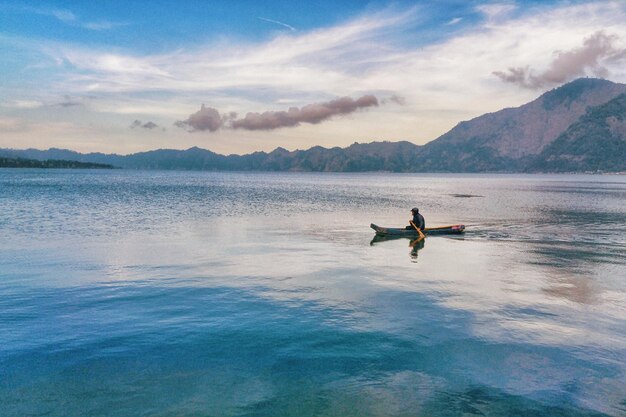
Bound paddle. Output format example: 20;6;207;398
410;220;425;242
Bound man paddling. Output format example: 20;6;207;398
407;207;426;242
406;207;425;231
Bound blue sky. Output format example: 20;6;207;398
1;1;481;47
1;0;625;154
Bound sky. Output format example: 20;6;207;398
1;0;626;155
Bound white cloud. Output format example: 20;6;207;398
493;31;626;88
8;100;44;109
13;6;124;31
81;21;124;31
57;49;170;76
44;2;625;98
50;9;76;23
476;3;518;21
3;2;626;153
41;9;417;97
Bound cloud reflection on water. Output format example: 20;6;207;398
1;171;625;415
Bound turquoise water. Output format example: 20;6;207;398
1;170;625;416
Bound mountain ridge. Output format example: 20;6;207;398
2;78;625;172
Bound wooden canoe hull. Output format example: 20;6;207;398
370;223;465;236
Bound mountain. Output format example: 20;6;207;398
415;78;626;172
0;148;127;167
2;78;625;172
240;141;421;172
531;94;626;172
0;142;424;172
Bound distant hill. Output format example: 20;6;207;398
2;78;625;172
415;78;626;172
0;148;127;167
531;94;626;172
0;157;114;169
0;142;424;172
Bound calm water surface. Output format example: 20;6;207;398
1;170;625;416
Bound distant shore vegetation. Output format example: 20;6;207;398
0;157;114;169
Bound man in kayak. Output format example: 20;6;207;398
406;207;425;231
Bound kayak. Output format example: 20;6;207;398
371;223;465;236
370;223;465;236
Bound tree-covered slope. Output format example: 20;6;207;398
0;157;114;169
530;94;626;172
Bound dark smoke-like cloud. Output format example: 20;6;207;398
382;95;406;105
175;95;378;133
174;104;236;132
232;95;378;131
54;95;101;108
56;95;81;107
130;119;161;130
493;31;626;89
58;101;81;107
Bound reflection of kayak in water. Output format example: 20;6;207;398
370;234;408;245
369;232;426;260
370;223;465;237
370;234;428;246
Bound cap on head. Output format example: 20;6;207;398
411;207;419;213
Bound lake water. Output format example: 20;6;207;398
1;170;625;416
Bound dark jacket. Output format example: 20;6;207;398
411;212;425;230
